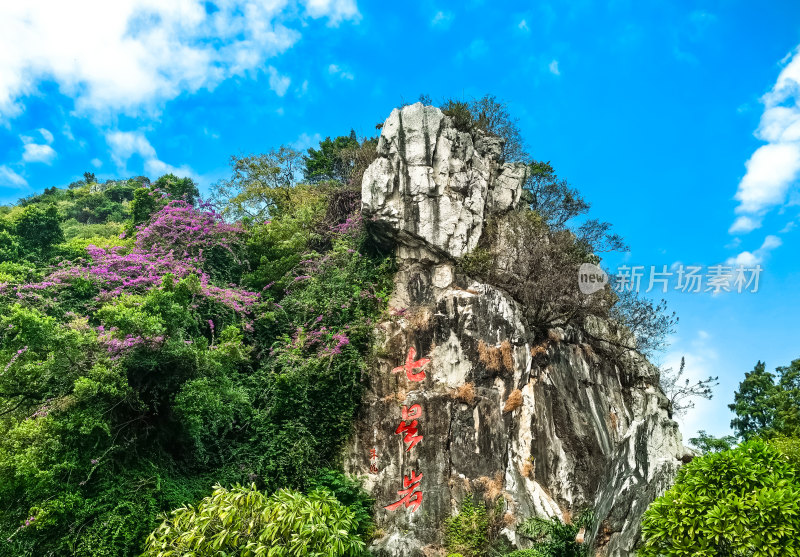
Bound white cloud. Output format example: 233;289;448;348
293;132;322;151
431;10;453;28
548;59;560;75
267;66;291;96
38;128;54;144
726;234;782;266
106;130;156;168
20;129;57;164
730;47;800;233
22;143;57;164
303;0;360;25
0;165;27;189
734;143;800;213
106;130;193;178
729;215;762;234
90;158;103;168
0;1;360;122
328;64;354;80
518;19;529;32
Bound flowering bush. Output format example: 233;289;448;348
0;177;392;556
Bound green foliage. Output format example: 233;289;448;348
212;146;304;220
515;510;593;557
444;495;490;557
143;483;366;556
0;163;394;555
153;173;200;205
689;430;737;454
304;132;360;183
130;187;163;226
640;439;800;556
14;204;64;258
458;246;494;277
441;100;476;133
769;436;800;470
243;184;327;291
309;469;375;536
730;359;800;440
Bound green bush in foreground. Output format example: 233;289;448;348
640;438;800;556
143;484;366;556
512;510;593;557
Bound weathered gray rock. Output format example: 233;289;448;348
362;103;526;262
349;105;684;556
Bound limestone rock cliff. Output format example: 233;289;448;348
348;103;684;556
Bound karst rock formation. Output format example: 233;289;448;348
346;103;685;556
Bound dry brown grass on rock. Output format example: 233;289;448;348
500;340;514;370
408;307;433;331
547;329;563;343
609;411;618;432
381;387;407;403
520;459;534;479
530;342;548;358
451;382;476;404
478;340;502;371
503;388;523;413
474;472;504;502
421;545;447;557
478;339;514;372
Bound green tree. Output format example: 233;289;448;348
143;484;366;556
640;439;800;556
688;430;737;454
304;132;360;184
212;146;303;219
728;359;800;440
153;173;200;205
469;94;528;162
14;204;64;257
129;187;163;226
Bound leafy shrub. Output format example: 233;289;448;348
770;436;800;470
441;100;476;133
515;510;593;557
445;495;490;557
640;439;800;556
308;469;375;537
143;484;366;556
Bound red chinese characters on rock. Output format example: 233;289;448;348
395;404;423;451
369;448;379;474
386;346;431;513
384;470;423;512
392;347;430;382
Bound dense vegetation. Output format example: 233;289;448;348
0;146;390;555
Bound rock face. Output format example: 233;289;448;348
348;104;684;556
362;103;526;261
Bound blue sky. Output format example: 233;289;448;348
1;0;800;441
